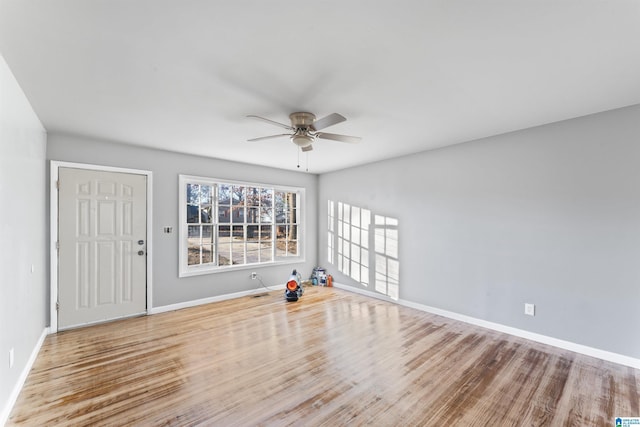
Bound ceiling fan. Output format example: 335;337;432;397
247;112;361;152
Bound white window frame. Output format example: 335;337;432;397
178;174;305;277
336;202;370;287
327;200;335;264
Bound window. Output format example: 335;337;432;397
336;202;370;286
374;215;399;300
329;200;399;299
327;200;335;264
179;175;303;277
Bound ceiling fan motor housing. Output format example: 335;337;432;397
289;112;316;129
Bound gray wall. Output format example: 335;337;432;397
318;104;640;359
47;133;318;308
0;55;48;421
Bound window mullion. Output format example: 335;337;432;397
214;184;218;266
243;223;247;265
198;224;203;265
271;189;275;261
257;192;261;264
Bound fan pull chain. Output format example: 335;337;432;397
306;151;309;172
297;148;300;169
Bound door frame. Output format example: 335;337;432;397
50;161;153;333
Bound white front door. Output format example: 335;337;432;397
58;167;147;329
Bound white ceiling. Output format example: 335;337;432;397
1;1;639;173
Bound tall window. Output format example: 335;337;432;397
337;202;350;276
179;175;303;277
327;200;335;264
275;190;298;258
186;182;215;266
374;215;399;300
337;202;370;286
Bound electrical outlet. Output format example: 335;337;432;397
251;272;257;280
524;303;535;316
9;348;14;368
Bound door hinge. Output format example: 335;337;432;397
56;180;60;190
56;241;60;250
56;301;59;311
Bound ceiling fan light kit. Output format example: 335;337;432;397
247;111;362;156
292;133;314;147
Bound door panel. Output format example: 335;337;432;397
58;168;147;329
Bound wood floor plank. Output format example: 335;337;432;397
7;286;639;426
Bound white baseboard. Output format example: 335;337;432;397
1;327;49;427
332;282;640;370
149;284;285;315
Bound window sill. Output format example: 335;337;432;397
179;257;306;278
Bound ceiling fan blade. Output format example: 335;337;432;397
316;132;362;144
247;134;291;142
311;113;346;131
247;115;293;130
301;145;313;152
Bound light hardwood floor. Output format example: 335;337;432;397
7;286;639;426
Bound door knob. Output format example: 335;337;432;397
138;250;145;256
